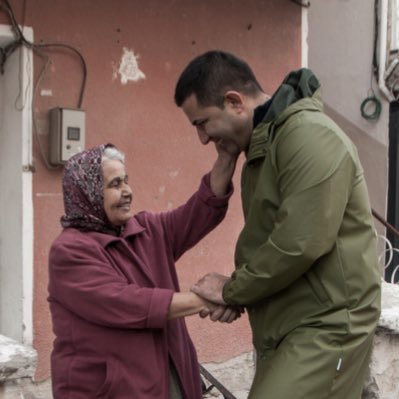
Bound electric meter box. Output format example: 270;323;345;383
49;107;85;166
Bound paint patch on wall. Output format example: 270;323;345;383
116;48;145;85
169;170;179;179
40;89;53;97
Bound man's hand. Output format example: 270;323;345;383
209;305;244;323
191;272;231;305
199;304;244;323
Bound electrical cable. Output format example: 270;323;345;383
14;0;31;111
31;48;62;170
360;93;382;121
1;0;88;169
34;42;87;108
361;67;382;122
1;0;87;107
360;0;382;122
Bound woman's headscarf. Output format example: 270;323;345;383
60;143;121;235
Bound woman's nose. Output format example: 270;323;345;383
122;183;132;195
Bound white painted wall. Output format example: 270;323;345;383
0;25;33;344
307;0;389;218
307;0;390;146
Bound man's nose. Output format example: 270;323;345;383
197;128;210;145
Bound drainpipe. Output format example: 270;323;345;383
301;4;309;68
378;0;395;101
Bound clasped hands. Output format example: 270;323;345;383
192;272;244;323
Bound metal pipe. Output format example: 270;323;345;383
378;0;395;101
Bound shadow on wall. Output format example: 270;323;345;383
324;104;387;220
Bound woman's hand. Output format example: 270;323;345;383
210;139;240;197
214;138;241;159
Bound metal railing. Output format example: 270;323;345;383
200;364;237;399
372;208;399;284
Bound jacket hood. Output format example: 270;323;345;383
262;68;321;125
246;68;322;164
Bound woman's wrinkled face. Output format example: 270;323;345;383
102;158;134;226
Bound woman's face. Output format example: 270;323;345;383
102;158;134;226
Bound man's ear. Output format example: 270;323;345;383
224;90;245;111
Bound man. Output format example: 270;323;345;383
174;50;381;398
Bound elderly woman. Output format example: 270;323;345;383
48;143;240;398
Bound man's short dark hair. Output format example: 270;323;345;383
174;50;263;108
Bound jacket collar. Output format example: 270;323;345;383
246;122;271;165
123;217;146;238
88;217;146;247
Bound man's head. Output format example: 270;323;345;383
175;50;268;151
174;50;263;108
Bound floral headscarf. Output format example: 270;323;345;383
60;143;120;235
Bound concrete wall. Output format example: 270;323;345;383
0;28;23;342
308;0;389;218
0;25;33;345
0;0;302;382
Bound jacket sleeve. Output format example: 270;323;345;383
48;234;174;329
159;173;233;260
223;120;357;305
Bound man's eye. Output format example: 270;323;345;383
195;119;207;127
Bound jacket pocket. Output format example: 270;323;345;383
304;267;331;306
247;301;277;353
96;357;118;398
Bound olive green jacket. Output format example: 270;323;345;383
223;69;381;354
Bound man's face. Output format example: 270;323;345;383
102;159;134;226
181;93;252;151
